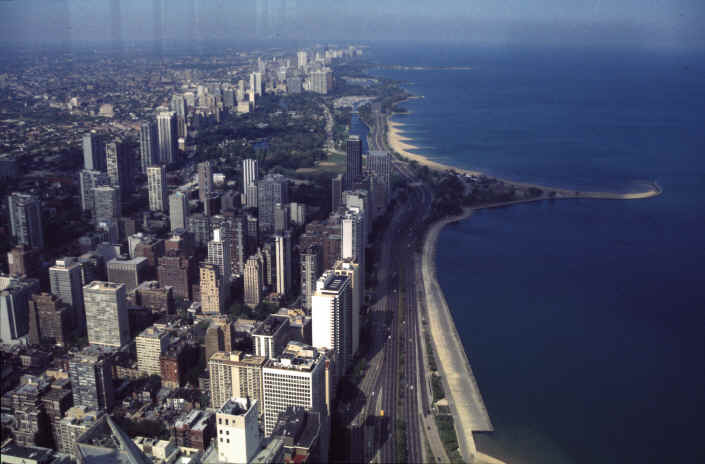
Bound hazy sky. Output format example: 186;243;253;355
0;0;702;51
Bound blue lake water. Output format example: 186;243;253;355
370;44;705;463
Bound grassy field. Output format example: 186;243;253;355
296;151;346;175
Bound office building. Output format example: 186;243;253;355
7;245;41;278
231;215;247;277
208;351;265;410
83;281;129;348
333;260;361;358
312;271;353;372
139;121;159;173
207;228;232;286
310;68;333;94
28;293;71;346
244;256;263;309
92;186;121;225
49;257;85;334
106;140;134;200
7;378;52;447
79;170;110;213
331;174;343;211
171;94;188;139
289;202;306;226
198;160;213;203
262;342;332;435
200;263;225;314
136;326;170;376
157;253;194;300
147;165;168;212
253;314;289;359
169;191;189;231
251;71;263;96
157;111;178;164
242;158;259;205
205;319;234;363
57;406;103;457
216;398;261;464
133;280;174;313
300;246;321;313
246;214;259;253
188;213;211;247
367;150;392;197
275;231;292;296
342;207;366;281
257;174;289;234
273;202;289;235
68;344;116;411
345;136;362;188
106;256;148;292
0;275;40;344
297;50;308;69
174;409;215;451
8;192;44;249
83;132;106;171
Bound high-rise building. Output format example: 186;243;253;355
28;292;71;346
92;186;121;225
106;140;134;200
139;121;159;173
246;214;259;254
171;94;188;139
231;215;247;277
242;158;259;205
200;263;225;314
262;342;332;436
273;202;290;235
289;202;306;226
300;246;321;313
342;207;366;281
345;136;362;188
8;192;44;249
106;257;148;292
333;260;362;358
157;111;178;164
215;398;261;464
198;160;213;203
83;281;130;348
297;50;308;69
251;71;263;96
331;174;343;212
208;351;265;410
367;150;392;197
82;132;106;171
79;170;110;214
0;275;40;344
253;315;289;359
7;245;41;278
246;182;258;209
275;231;292;296
244;256;263;309
312;271;353;372
147;165;168;212
310;68;333;94
135;325;169;376
169;191;189;232
68;345;115;411
49;257;85;334
158;253;193;300
188;213;212;247
207;228;232;286
57;406;103;457
257;174;289;234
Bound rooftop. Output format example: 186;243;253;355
218;397;256;416
209;351;265;367
253;314;287;337
84;281;125;291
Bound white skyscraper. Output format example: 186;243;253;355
297;50;308;69
342;207;366;279
311;271;353;372
169;191;188;231
216;398;261;464
242;158;259;205
157;111;178;164
208;228;232;285
147;165;168;212
83;281;130;348
275;231;292;296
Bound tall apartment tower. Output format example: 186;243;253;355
49;257;85;335
231;215;247;277
345;135;362;188
135;326;169;376
0;276;40;344
242;158;259;205
27;293;71;346
92;186;121;224
169;191;188;231
334;260;361;358
257;174;289;234
207;228;232;286
171;94;188;139
82;132;106;171
312;272;353;372
275;231;292;296
157;111;178;164
106;140;134;200
8;192;44;249
244;256;263;308
68;345;115;411
331;173;343;212
297;50;308;69
139;121;159;173
300;246;321;313
367;150;392;196
342;207;366;282
198;160;213;203
208;351;265;410
262;342;331;435
83;281;130;348
147;165;168;212
200;263;225;314
79;170;110;213
216;398;261;464
273;203;290;235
